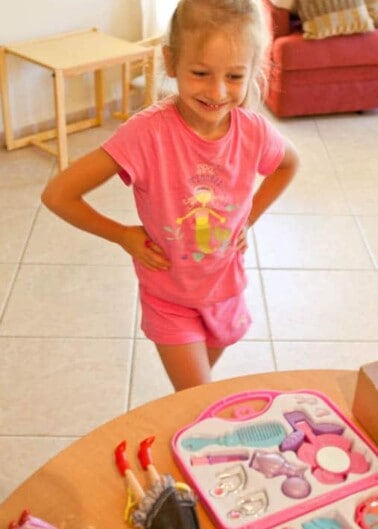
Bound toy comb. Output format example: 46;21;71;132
181;421;286;451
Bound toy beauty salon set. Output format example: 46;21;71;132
172;390;378;529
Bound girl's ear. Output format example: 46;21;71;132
163;45;176;78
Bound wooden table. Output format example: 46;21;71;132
0;28;156;170
0;370;367;529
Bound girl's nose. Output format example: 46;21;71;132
206;78;227;102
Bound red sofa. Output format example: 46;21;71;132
263;0;378;117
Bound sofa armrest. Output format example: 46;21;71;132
262;0;292;39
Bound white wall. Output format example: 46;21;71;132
0;0;142;137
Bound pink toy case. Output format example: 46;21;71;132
171;390;378;529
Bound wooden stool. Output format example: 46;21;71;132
0;28;157;169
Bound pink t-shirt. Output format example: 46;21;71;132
102;97;285;307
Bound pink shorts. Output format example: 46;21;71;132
139;287;252;347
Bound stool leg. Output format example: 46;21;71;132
53;69;68;170
94;69;104;126
0;47;15;150
121;62;130;120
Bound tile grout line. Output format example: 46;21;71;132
0;157;56;324
0;207;43;325
353;216;377;270
125;290;141;412
251;228;278;371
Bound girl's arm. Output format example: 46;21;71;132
41;148;170;271
247;137;299;227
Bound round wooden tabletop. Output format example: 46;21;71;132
0;369;363;529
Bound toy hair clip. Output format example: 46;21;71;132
209;464;248;498
8;510;57;529
227;490;268;520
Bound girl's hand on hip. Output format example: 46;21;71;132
236;226;249;253
120;226;171;271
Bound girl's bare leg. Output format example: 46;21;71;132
208;347;224;367
156;342;212;391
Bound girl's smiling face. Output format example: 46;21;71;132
165;30;253;140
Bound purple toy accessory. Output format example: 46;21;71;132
281;476;311;499
280;411;344;453
250;450;312;499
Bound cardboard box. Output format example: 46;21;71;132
352;360;378;445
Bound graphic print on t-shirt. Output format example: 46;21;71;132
164;163;238;262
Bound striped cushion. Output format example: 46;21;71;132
297;0;375;39
365;0;378;25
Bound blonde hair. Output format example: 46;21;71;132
166;0;270;108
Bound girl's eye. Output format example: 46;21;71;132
228;74;244;81
192;71;208;77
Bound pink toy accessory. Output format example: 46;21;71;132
8;510;57;529
296;421;370;484
355;495;378;529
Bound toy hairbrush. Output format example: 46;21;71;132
181;421;286;451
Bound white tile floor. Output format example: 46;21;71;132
1;108;377;502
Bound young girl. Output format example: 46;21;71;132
41;0;299;391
